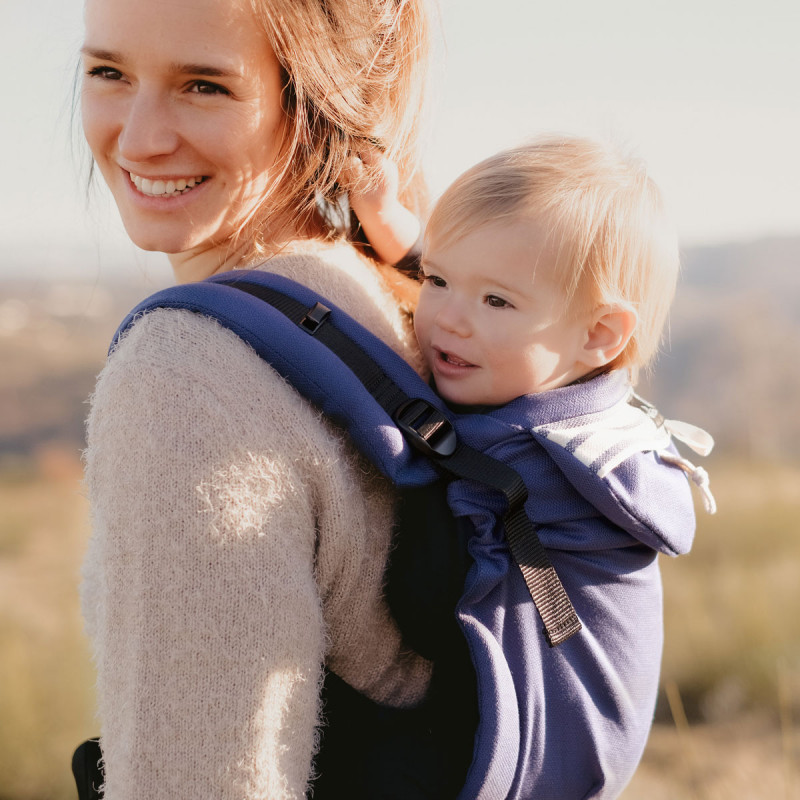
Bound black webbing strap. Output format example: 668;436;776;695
223;279;581;646
430;443;582;646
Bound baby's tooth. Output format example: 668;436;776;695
151;180;166;195
165;181;176;194
140;178;154;194
176;179;187;191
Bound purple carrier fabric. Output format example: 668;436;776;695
113;270;696;799
447;372;694;798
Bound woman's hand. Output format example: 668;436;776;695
344;150;422;267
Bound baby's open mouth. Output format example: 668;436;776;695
439;350;474;368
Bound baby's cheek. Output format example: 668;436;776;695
412;302;432;346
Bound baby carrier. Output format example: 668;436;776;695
75;269;710;799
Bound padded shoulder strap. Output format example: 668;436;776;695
112;271;440;487
112;270;581;646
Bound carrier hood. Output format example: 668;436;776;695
454;370;704;557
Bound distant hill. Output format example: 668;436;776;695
1;235;798;463
0;278;156;463
639;235;800;462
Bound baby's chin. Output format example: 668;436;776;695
430;381;506;414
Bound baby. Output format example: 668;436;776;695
415;134;714;496
352;135;715;797
415;136;676;406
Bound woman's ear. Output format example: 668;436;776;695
580;304;638;369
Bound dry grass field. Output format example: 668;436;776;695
0;452;97;800
1;451;798;799
624;458;800;799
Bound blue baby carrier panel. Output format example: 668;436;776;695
112;270;665;799
449;489;664;798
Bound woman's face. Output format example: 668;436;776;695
81;0;287;268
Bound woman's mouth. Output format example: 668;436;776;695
129;172;208;198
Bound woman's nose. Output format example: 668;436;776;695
117;90;180;162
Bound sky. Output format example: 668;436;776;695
2;0;798;282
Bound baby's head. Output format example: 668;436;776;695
414;135;679;406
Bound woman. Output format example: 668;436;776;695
79;0;435;796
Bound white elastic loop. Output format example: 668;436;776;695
664;418;715;457
658;450;717;515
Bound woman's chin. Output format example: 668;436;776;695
120;222;213;258
125;229;240;280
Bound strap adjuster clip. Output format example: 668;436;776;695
300;302;331;334
394;399;457;458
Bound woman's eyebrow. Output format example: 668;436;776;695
80;47;239;79
81;46;123;62
170;62;240;78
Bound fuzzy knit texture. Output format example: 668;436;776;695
81;242;433;799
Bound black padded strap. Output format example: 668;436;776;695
224;279;581;646
72;739;104;800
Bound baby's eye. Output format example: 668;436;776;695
422;274;447;289
188;80;230;96
87;65;123;81
485;294;512;309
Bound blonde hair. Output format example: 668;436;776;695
240;0;431;262
425;135;680;373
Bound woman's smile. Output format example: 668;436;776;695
127;172;209;198
81;0;288;279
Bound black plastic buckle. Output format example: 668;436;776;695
300;302;331;334
394;399;457;458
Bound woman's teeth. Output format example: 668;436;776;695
129;173;207;197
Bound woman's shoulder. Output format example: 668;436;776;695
98;303;312;424
87;303;359;507
108;240;422;384
88;241;423;468
243;242;425;373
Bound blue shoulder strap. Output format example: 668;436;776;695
113;271;443;485
112;270;581;646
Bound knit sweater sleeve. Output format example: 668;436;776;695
81;306;431;799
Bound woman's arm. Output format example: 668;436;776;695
345;151;422;269
82;307;429;798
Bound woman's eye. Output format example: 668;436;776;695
188;80;230;96
486;294;511;309
87;66;123;81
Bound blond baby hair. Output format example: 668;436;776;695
425;135;680;373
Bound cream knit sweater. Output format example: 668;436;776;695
81;243;433;799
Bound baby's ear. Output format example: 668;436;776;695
581;304;638;368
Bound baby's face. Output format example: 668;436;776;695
415;220;592;406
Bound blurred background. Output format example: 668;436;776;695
2;0;798;797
